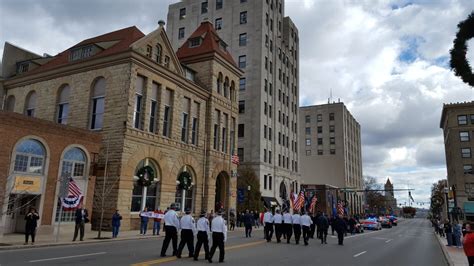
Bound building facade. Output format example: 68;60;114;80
384;178;397;214
299;102;363;215
167;0;301;207
440;102;474;221
1;21;240;231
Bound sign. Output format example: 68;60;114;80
237;188;245;203
140;211;165;219
12;176;41;194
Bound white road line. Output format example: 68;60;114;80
29;252;106;263
385;239;392;243
353;251;367;257
373;237;389;240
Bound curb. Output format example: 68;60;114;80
435;233;454;266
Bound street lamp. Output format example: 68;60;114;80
247;185;251;210
444;187;449;221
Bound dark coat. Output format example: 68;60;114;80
334;217;347;233
25;212;39;230
317;215;329;230
75;208;89;224
243;213;253;226
112;213;122;227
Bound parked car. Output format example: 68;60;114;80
379;216;392;228
387;215;398;226
362;218;382;230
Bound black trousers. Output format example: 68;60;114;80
321;228;328;243
302;225;310;245
468;256;474;266
337;231;344;245
310;223;316;238
293;224;301;244
25;226;36;243
177;229;194;257
274;224;282;242
161;226;178;256
245;224;252;237
194;231;209;260
264;222;274;242
73;222;85;241
284;223;293;243
209;232;225;262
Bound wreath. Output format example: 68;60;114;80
177;171;192;191
136;166;155;187
450;11;474;87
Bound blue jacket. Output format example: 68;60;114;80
112;213;122;227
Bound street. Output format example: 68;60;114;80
0;219;447;266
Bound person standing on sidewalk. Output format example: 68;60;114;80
73;205;88;241
445;219;453;246
24;207;39;245
263;208;274;242
463;224;474;266
176;208;195;258
273;209;283;243
243;210;253;238
153;209;163;236
139;207;149;235
454;222;463;248
160;204;180;257
194;210;210;261
111;209;122;238
208;209;227;263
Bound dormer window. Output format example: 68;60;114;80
219;40;227;51
17;62;29;74
189;38;202;48
70;45;94;61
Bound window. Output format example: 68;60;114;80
239;77;246;91
264;175;267;190
329;113;335;121
156;44;162;63
318;138;323;145
265;57;268;69
189;38;202;47
240;11;247;24
239;33;247;46
131;159;159;212
330;149;336;155
460;131;470;142
305;138;311;146
216;0;223;9
264;102;268;115
458;115;468;125
465;165;474;174
24;91;37;117
269;127;272;141
178;27;185;39
269;151;272;164
264;125;267;139
305;127;311;135
239;100;245;113
239;55;246;68
317;126;322;134
318;150;323;155
6;95;15;111
57;85;70;125
305;115;310;123
175;170;194;212
215;18;223;30
330;137;335;144
201;1;208;13
90;78;106;130
330;125;335;133
462;148;472;158
179;8;186;19
317;114;322;122
471;114;474;124
13;139;45;174
306;150;311;156
264;149;267;162
269;105;272;118
163;89;173;137
149;83;159;133
134;76;145;130
269;176;272;190
238;148;244;162
222;114;228;152
146;45;152;58
181;98;190;143
238;124;245;137
191;102;199;145
214;110;220;150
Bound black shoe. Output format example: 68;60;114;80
194;258;198;261
176;255;181;258
219;260;224;263
208;258;213;263
160;254;166;257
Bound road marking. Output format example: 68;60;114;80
385;239;392;243
373;237;389;240
29;252;106;263
131;240;266;266
353;251;367;257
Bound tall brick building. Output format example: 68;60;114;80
1;21;241;231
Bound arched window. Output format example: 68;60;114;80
175;166;194;212
13;139;45;174
217;73;223;94
24;91;37;117
90;78;106;130
131;159;159;212
230;81;236;102
57;85;70;124
55;147;87;222
224;77;229;98
6;95;15;112
156;44;162;64
279;181;287;200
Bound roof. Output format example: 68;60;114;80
29;26;145;74
176;21;237;67
440;101;474;128
385;178;392;185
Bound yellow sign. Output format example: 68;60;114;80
13;176;41;194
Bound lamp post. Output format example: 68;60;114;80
247;185;251;210
444;187;450;221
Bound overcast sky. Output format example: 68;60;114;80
1;0;474;208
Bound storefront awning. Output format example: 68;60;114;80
262;197;280;208
464;202;474;214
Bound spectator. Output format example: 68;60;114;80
112;209;122;238
153;208;164;236
463;223;474;266
140;207;149;235
454;222;463;248
445;219;453;246
73;204;89;241
24;207;39;245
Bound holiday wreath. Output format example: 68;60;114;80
450;11;474;87
177;171;192;191
136;165;155;187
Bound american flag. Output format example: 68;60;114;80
337;201;344;216
293;190;305;211
68;178;82;197
231;154;240;165
309;195;318;213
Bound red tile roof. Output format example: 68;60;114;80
176;21;237;67
29;26;145;74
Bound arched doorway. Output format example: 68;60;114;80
215;171;229;211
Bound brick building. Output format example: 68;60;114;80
0;111;101;236
1;20;241;231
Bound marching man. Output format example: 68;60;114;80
273;209;283;243
194;210;210;261
301;211;313;246
160;203;180;257
208;209;227;263
292;211;302;245
263;208;274;242
283;209;293;244
177;208;195;258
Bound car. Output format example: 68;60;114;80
387;216;398;226
354;222;364;233
379;216;392;228
362;218;382;230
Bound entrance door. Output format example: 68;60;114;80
15;195;39;233
215;172;228;211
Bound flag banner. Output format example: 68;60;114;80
140;212;165;219
337;201;344;216
231;155;240;165
61;178;83;210
294;190;305;211
309;195;318;213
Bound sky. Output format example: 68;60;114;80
1;0;474;209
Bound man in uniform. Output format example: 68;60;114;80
334;214;347;245
263;208;274;242
176;208;195;258
283;209;293;244
273;209;283;243
301;211;313;246
160;203;180;257
292;211;302;245
318;212;329;244
243;209;253;238
194;210;210;261
208;209;227;263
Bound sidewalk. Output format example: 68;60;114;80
0;225;258;250
435;233;468;266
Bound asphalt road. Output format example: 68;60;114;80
0;218;447;266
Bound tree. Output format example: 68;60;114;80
236;165;263;213
430;179;447;219
364;176;386;215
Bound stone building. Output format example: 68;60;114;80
299;102;364;215
1;21;241;231
167;0;301;208
384;178;397;214
440;102;474;221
